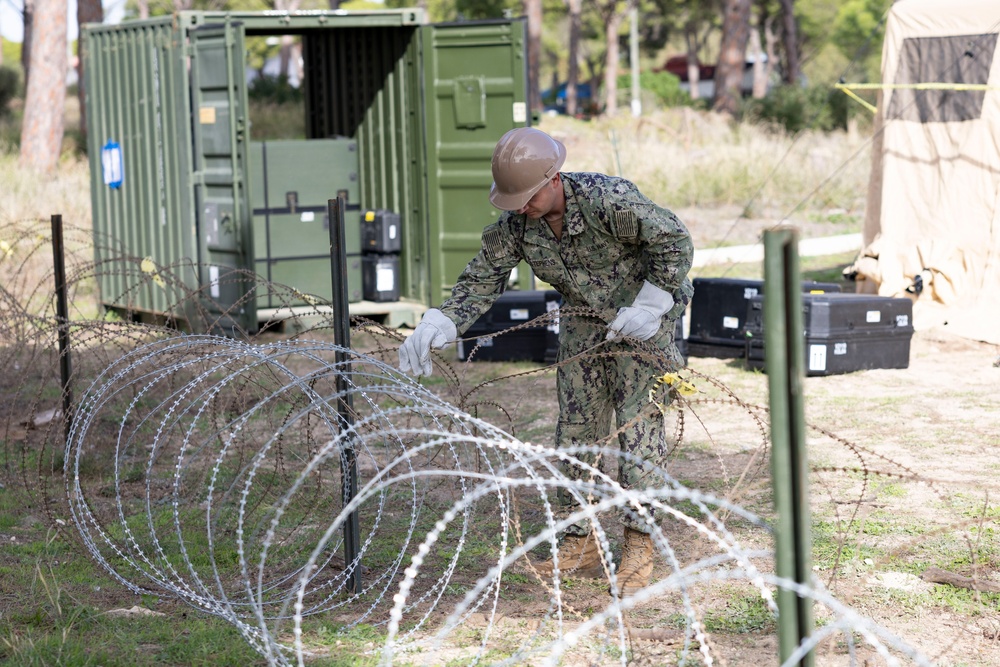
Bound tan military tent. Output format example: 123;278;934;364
851;0;1000;344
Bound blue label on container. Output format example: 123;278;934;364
101;140;123;189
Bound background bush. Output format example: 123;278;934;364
0;66;20;117
247;74;303;105
742;84;855;133
617;70;695;109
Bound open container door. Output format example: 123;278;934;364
189;20;256;335
419;19;530;305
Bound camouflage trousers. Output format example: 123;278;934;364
555;314;684;535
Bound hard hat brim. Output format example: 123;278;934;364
489;179;548;211
488;139;566;211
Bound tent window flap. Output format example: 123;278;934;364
887;33;997;123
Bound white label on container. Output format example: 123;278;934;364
389;225;397;240
809;344;827;371
209;266;220;298
866;310;881;323
896;314;909;327
300;211;315;222
509;308;529;321
723;316;740;329
376;267;394;292
512;102;527;123
743;287;759;299
477;337;494;348
834;342;847;355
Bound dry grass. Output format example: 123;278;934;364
541;109;871;219
0;153;91;224
1;102;870;249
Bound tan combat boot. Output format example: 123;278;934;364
532;532;606;579
614;527;654;596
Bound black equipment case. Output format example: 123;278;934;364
687;277;842;359
361;254;401;302
456;290;561;363
744;292;914;376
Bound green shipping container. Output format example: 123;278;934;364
83;9;530;334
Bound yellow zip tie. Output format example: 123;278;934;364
140;257;166;288
649;372;698;414
293;289;321;306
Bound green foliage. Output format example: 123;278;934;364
743;84;854;133
616;70;690;108
0;66;20;117
339;0;389;9
248;74;302;105
1;41;21;67
384;0;458;22
456;0;519;20
831;0;893;81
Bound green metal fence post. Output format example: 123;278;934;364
763;229;814;666
329;196;362;596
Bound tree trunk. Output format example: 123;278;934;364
76;0;104;146
137;0;150;19
764;16;777;90
684;27;700;101
749;27;767;98
20;0;67;173
712;0;751;117
280;36;293;79
21;0;35;87
328;0;340;8
565;0;581;116
777;0;800;85
602;10;622;115
524;0;543;111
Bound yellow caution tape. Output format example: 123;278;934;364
834;84;878;115
834;81;1000;115
838;82;999;91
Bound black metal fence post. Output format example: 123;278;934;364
328;197;362;595
51;214;74;445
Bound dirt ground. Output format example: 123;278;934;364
387;325;1000;666
4;248;1000;665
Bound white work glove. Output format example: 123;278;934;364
606;281;675;342
398;308;458;376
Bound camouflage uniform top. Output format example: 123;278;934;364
438;172;694;334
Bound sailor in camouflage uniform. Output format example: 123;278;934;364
399;127;694;596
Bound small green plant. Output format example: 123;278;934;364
701;591;775;634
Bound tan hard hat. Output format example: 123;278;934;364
489;128;567;210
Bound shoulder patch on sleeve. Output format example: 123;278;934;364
611;210;639;241
483;228;510;262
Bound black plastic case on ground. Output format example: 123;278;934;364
456;290;561;362
687;277;843;358
361;255;401;302
744;292;914;376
